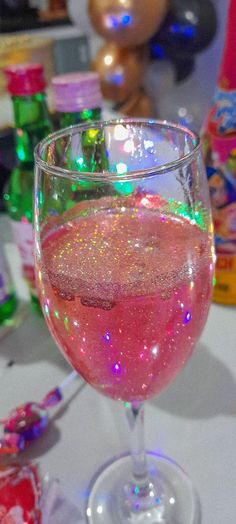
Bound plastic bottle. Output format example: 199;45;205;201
202;0;236;305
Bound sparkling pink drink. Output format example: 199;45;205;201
38;197;213;402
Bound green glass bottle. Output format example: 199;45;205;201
52;71;102;127
4;63;52;310
52;72;109;197
0;244;17;324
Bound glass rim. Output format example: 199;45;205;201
34;118;201;182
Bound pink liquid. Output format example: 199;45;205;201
39;203;213;402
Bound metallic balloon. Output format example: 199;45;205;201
150;0;217;59
118;89;154;118
92;43;147;103
88;0;169;47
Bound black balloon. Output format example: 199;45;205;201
150;0;217;60
172;55;195;82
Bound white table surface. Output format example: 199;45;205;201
0;280;235;522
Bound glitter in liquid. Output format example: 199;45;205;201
38;203;213;402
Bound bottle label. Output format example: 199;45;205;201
0;249;11;305
202;125;236;304
213;254;236;305
209;88;236;134
10;220;37;297
203;132;236;253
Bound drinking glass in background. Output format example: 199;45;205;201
34;120;214;524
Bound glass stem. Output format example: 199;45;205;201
125;401;150;492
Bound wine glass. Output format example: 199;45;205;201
34;119;214;524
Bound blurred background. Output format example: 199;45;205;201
0;0;229;209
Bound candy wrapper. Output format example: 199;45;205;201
0;371;79;457
41;476;84;524
0;463;84;523
0;463;41;523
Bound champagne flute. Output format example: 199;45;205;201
34;119;214;523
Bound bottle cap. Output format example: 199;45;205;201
4;63;46;96
52;71;102;112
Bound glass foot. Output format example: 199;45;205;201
86;452;201;524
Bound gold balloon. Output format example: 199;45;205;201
88;0;169;47
120;89;154;118
92;42;147;103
